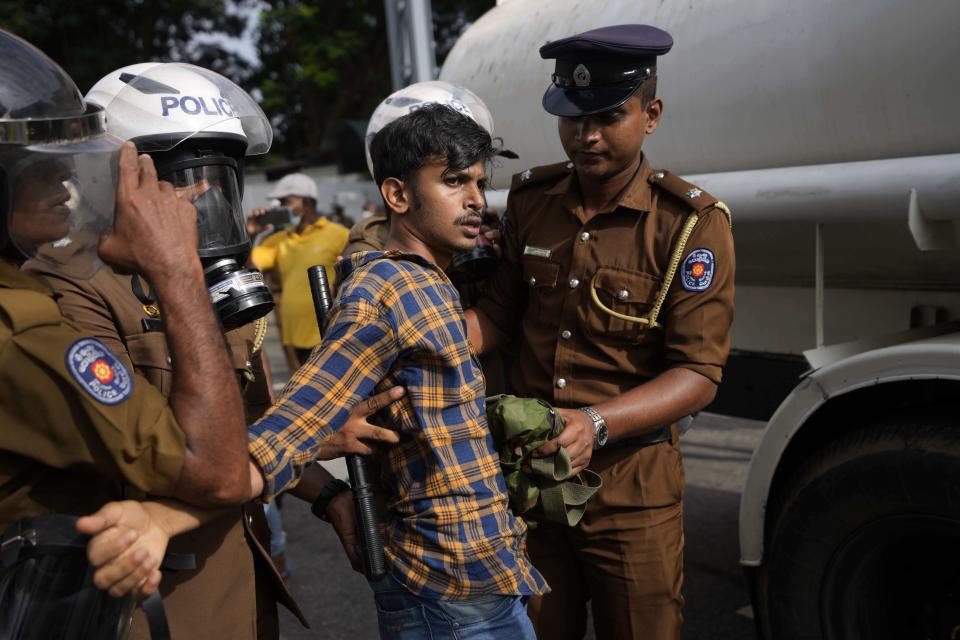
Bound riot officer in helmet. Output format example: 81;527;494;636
0;29;254;639
24;62;308;638
83;62;277;329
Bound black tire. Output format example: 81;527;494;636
760;410;960;640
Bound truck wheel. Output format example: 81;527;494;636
762;413;960;640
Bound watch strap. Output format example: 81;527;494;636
578;406;607;449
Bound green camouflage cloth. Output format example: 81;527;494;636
486;395;602;526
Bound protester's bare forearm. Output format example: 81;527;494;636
151;259;250;506
595;368;717;441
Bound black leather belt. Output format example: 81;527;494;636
610;424;672;448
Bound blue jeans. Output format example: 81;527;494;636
262;502;287;556
369;575;536;640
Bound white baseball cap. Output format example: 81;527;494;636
268;172;318;200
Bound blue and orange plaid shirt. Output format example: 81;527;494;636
248;251;547;599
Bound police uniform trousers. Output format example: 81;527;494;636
526;430;685;640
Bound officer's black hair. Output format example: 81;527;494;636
370;104;497;210
636;74;657;108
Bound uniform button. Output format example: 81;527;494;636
166;356;172;365
561;330;572;340
653;171;665;180
245;360;252;368
569;278;580;289
528;276;537;287
452;623;460;630
617;288;629;300
579;231;590;242
556;378;567;389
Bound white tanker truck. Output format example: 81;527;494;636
441;1;960;637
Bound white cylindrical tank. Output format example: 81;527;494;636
442;0;960;354
441;0;960;188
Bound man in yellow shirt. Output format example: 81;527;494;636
249;173;349;365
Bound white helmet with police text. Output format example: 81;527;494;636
86;62;271;156
0;29;123;277
364;81;497;180
86;63;276;329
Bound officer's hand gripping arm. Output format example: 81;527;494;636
76;499;226;600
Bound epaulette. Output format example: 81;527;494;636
510;161;574;194
649;169;732;228
0;288;61;334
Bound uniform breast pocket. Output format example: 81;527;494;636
521;258;560;319
124;331;173;394
584;267;662;344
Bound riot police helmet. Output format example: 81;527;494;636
86;63;275;328
364;80;501;181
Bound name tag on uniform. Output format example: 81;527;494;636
523;245;552;258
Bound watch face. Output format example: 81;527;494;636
596;424;609;448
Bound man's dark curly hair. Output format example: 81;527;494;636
370;103;497;208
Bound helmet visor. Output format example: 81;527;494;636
6;132;123;278
105;63;272;155
165;163;249;258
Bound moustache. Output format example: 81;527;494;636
453;213;483;226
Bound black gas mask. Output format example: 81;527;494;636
150;139;274;329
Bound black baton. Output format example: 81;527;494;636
307;265;388;579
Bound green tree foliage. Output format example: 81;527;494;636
0;0;495;164
0;0;255;96
254;0;494;162
254;0;390;164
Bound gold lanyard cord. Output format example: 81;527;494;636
252;316;268;353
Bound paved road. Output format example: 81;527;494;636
261;323;764;639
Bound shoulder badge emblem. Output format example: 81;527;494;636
681;248;715;292
520;169;533;182
686;188;703;199
65;338;134;405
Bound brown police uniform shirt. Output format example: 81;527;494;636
0;262;185;530
23;263;306;639
342;215;389;258
477;156;734;511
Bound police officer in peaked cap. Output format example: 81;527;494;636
467;24;736;640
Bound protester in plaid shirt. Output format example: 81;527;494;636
247;104;546;637
249;247;545;595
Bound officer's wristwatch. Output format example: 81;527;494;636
310;478;351;522
578;406;609;450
